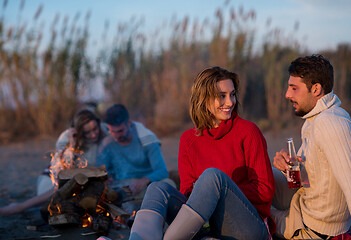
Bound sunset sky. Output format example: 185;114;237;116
3;0;351;54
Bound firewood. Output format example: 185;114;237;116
48;213;81;225
91;213;112;234
58;166;107;186
59;198;82;215
49;173;88;212
79;180;105;212
103;201;130;219
104;186;119;202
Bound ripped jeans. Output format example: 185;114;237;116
140;168;268;240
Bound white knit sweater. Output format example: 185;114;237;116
283;92;351;238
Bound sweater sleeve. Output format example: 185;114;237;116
143;142;169;182
178;131;196;198
238;124;275;216
96;144;115;178
315;112;351;213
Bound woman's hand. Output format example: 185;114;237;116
0;202;25;216
67;128;78;149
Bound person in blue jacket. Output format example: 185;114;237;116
97;104;174;213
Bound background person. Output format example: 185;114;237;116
129;66;275;240
271;55;351;239
0;109;108;215
97;104;173;213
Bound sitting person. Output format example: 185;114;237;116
0;109;108;215
129;66;275;240
96;104;174;213
272;55;351;239
38;109;108;193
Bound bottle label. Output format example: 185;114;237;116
287;169;301;189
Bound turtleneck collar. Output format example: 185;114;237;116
203;112;237;140
302;91;341;120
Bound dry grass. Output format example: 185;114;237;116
0;1;350;142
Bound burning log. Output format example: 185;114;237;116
79;180;105;212
104;186;119;203
40;166;138;236
48;213;81;225
57;166;107;187
91;213;112;233
103;201;130;219
48;173;88;213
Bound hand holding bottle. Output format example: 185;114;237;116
273;138;302;189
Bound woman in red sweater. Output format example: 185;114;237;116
129;67;275;240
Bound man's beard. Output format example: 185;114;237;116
118;136;129;142
294;109;307;117
117;129;132;143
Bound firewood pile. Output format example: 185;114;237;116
40;166;131;236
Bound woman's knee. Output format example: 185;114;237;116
141;181;184;218
198;168;227;185
201;168;225;178
147;181;175;194
143;181;178;204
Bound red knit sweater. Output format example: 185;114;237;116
178;113;275;220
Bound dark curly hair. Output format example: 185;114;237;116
288;54;334;94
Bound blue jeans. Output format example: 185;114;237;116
141;168;268;240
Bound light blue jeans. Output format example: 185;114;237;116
140;168;268;240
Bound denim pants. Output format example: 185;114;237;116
140;168;268;240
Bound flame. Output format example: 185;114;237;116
47;197;61;216
47;147;87;216
82;213;93;228
113;215;126;225
96;204;106;214
49;147;87;188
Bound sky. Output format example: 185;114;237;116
2;0;351;55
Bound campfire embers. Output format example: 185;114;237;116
40;166;130;235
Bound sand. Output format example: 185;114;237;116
0;127;301;240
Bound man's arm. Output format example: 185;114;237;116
96;142;114;180
128;142;167;195
143;142;169;182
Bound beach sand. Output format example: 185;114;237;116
0;126;301;240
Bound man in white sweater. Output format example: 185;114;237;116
272;55;351;239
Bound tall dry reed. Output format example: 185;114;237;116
1;1;350;143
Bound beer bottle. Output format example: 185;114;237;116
286;138;301;189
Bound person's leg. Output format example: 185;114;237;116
129;181;187;240
129;209;164;240
163;203;205;240
139;181;187;223
187;168;268;240
271;168;297;210
125;178;178;213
